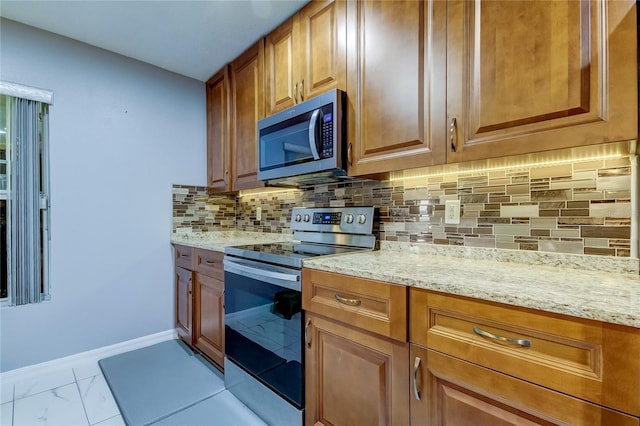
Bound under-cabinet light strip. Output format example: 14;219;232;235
389;153;629;181
239;188;301;198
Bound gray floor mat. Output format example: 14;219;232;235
151;390;267;426
99;339;225;426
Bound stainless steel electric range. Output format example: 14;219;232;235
223;206;376;426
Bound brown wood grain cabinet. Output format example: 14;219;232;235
446;0;637;163
206;67;231;193
410;345;639;426
206;41;264;194
175;265;192;342
302;269;410;426
265;0;346;116
173;245;225;370
410;287;640;424
345;0;447;176
229;41;265;191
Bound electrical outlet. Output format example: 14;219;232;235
256;206;262;221
444;200;460;224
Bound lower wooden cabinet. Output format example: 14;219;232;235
193;272;224;367
410;344;639;426
175;266;192;342
305;313;410;426
173;244;225;370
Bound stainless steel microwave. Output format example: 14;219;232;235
257;89;345;185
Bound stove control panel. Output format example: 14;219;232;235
313;212;342;225
291;206;375;235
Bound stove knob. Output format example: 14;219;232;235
345;214;354;224
303;214;311;222
357;214;367;224
295;214;302;222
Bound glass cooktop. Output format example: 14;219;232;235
225;242;361;269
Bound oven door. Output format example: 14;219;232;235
223;256;304;409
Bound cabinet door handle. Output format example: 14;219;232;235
450;117;457;153
347;142;353;166
473;327;532;347
305;318;312;348
300;79;304;101
413;356;422;401
335;294;361;306
294;82;298;104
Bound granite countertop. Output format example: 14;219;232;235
171;232;640;328
302;242;640;329
171;231;292;252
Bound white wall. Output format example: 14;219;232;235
0;19;207;372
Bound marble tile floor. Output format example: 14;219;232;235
0;356;266;426
1;360;124;426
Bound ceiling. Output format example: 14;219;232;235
0;0;308;82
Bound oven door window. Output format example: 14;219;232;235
225;270;303;408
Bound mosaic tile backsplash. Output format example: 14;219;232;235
173;156;633;257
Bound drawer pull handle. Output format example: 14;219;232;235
335;294;361;306
305;318;312;349
205;260;216;264
180;254;190;258
413;356;422;401
473;327;531;347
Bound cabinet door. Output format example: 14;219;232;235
194;273;224;368
305;313;410;426
298;0;346;101
175;266;192;343
229;41;265;191
265;16;298;115
410;345;639;426
446;0;637;163
346;0;447;176
206;67;230;193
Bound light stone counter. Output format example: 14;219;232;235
302;242;640;328
171;231;292;252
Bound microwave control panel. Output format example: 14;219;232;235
320;109;333;158
321;111;333;158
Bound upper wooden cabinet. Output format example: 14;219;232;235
206;67;230;193
206;41;265;193
229;41;265;191
345;0;447;176
446;0;638;163
265;0;347;116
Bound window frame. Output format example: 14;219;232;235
0;81;53;307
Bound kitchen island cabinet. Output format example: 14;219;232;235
446;0;637;163
265;0;346;116
173;244;225;370
302;268;410;426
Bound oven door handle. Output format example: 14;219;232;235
223;257;300;282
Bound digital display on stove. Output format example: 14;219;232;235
313;212;342;224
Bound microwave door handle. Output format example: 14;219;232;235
308;108;322;160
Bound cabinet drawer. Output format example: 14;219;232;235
302;269;407;342
194;249;224;280
410;288;640;416
174;244;195;270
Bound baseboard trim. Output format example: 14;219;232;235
1;329;177;383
